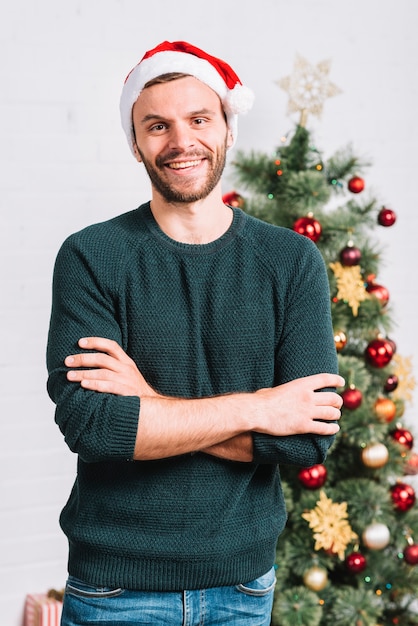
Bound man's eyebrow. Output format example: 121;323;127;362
139;108;217;125
139;113;165;125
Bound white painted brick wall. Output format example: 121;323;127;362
1;1;417;623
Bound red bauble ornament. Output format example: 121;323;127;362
298;464;327;489
222;190;244;208
403;543;418;565
374;397;397;423
348;176;365;193
384;374;399;393
391;427;414;450
405;452;418;476
390;482;416;512
340;243;362;266
345;551;367;574
378;207;397;227
365;338;394;368
293;215;322;243
387;337;397;354
341;386;363;410
366;281;390;307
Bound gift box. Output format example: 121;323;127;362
24;589;63;626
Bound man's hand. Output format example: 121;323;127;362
65;337;159;398
252;373;344;437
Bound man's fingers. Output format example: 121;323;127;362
78;337;129;361
312;421;340;436
308;372;345;390
65;352;120;371
67;367;115;382
64;337;132;370
314;391;344;410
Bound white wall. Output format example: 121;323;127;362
1;1;417;623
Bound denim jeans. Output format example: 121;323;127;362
61;567;276;625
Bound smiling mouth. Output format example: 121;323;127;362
167;159;203;170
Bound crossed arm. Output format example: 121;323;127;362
64;337;344;463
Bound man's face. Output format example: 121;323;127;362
132;76;233;204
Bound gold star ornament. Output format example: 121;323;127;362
329;261;369;317
392;354;416;403
302;490;358;560
277;54;342;126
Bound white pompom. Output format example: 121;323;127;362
224;84;255;115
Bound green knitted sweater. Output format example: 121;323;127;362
47;202;338;591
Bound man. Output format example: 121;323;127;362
47;41;344;626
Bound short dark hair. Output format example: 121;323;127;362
143;72;192;89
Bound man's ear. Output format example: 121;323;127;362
133;141;143;163
226;128;234;149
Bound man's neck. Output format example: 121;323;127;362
149;193;233;244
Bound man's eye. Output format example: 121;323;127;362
150;123;166;132
193;118;206;125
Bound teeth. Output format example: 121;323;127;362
168;160;201;169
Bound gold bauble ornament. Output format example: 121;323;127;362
361;443;389;468
374;397;397;423
334;330;347;351
303;565;328;591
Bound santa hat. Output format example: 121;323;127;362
120;40;254;155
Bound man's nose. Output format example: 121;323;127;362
167;123;195;151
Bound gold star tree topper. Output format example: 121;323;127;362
277;54;342;126
302;490;358;560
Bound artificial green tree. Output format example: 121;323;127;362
226;86;418;625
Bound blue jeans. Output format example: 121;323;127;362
61;567;276;625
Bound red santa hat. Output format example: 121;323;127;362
120;40;254;155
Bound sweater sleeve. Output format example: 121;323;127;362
252;235;338;466
46;232;140;463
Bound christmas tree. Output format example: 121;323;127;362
224;57;418;626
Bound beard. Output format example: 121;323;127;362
137;138;228;204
